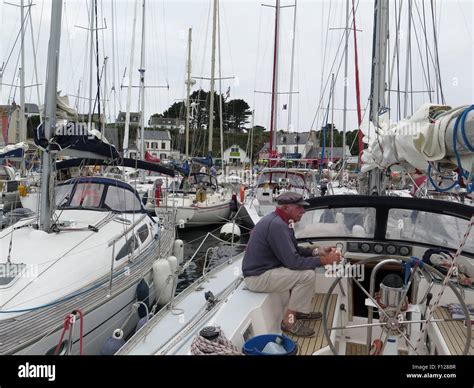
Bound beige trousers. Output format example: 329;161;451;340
244;267;316;313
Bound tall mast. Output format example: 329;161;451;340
122;0;139;157
269;0;280;154
369;0;389;129
287;0;297;133
208;0;218;155
139;0;146;160
88;0;94;132
342;0;349;171
217;1;224;167
19;0;26;145
40;0;63;232
352;0;364;163
185;28;193;160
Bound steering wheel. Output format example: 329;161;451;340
322;255;472;355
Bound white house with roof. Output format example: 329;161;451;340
143;130;172;160
275;130;317;158
148;116;185;130
223;144;249;165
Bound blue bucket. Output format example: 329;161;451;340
242;334;298;355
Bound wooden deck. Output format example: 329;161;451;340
434;307;473;355
286;293;337;355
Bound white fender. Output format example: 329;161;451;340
167;255;178;274
152;260;173;305
173;240;184;264
219;222;241;242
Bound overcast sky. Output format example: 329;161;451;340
0;0;473;137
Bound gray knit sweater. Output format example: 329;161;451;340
242;211;322;277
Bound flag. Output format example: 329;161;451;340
282;104;287;110
226;86;231;99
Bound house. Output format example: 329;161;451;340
148;116;185;130
24;103;40;118
223;144;250;165
305;145;352;164
141;130;172;160
116;111;141;126
275;130;317;158
0;104;20;145
77;113;104;130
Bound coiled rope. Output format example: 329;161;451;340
190;327;242;355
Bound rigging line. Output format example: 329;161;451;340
310;0;360;131
197;0;212;93
317;0;333;128
27;0;42;114
421;0;432;102
2;5;31;74
410;6;433;105
219;1;236;80
63;2;79;103
160;0;169;87
430;0;445;104
411;1;443;102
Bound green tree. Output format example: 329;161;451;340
225;99;251;132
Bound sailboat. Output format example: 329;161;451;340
154;4;235;228
240;0;319;228
0;1;178;355
117;0;473;357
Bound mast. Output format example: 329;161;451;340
342;0;349;172
40;0;63;231
208;0;218;155
269;0;280;154
139;0;146;160
217;1;224;167
19;0;26;145
330;73;335;163
369;0;389;129
123;0;139;157
185;28;193;160
88;0;94;133
287;0;297;133
352;0;363;163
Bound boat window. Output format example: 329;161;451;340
294;207;376;239
257;172;285;186
116;236;140;261
55;183;74;207
386;209;474;254
104;185;143;212
69;183;104;208
137;224;149;243
187;173;217;188
286;173;305;188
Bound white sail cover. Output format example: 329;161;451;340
361;103;474;174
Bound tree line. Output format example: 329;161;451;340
152;89;252;133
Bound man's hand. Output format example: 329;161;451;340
320;248;342;265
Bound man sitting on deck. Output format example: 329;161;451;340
242;191;341;337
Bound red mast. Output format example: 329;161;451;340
352;0;364;163
269;0;280;158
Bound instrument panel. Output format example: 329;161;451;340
346;241;412;256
